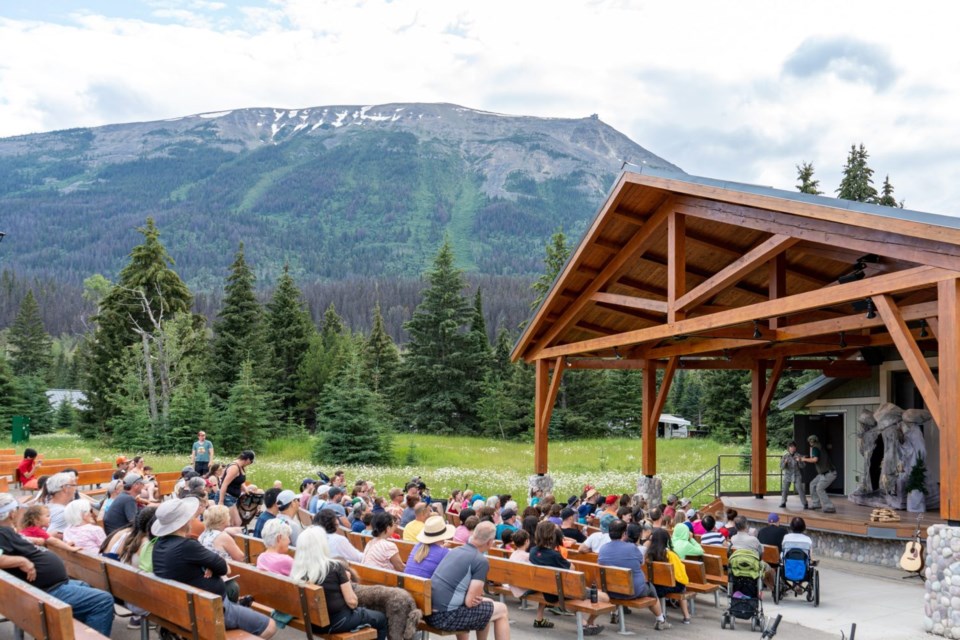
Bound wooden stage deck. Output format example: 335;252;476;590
721;495;940;541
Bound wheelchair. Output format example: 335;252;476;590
772;547;820;607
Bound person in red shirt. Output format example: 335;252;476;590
16;449;41;490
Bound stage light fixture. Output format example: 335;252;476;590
839;331;847;348
865;299;877;319
920;320;929;338
753;320;762;339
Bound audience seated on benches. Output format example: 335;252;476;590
671;517;703;559
404;515;454;579
647;528;692;624
62;499;105;552
257;518;293;576
291;527;388;640
315;508;364;563
598;519;670;630
151;497;278;638
0;493;115;637
362;512;405;571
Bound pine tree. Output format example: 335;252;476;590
210;243;263;402
84;218;192;435
14;376;54;434
221;360;275;452
264;266;314;423
55;399;77;432
396;239;480;434
490;329;514;380
0;356;22;433
312;345;393;466
877;175;902;208
363;302;400;394
9;290;52;377
167;382;219;454
320;303;345;350
701;369;751;443
795;162;823;195
467;287;493;381
530;228;571;310
836;144;878;203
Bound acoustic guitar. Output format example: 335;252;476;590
899;513;924;573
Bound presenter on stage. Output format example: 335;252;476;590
801;435;836;513
779;441;807;509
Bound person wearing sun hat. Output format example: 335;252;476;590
404;515;456;579
152;498;277;638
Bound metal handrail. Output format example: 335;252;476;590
675;453;785;502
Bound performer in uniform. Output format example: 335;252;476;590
779;441;807;509
801;435;837;513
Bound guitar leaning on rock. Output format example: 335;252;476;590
899;513;924;574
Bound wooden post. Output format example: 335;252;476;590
534;358;564;476
938;280;960;524
751;360;768;497
642;359;658;476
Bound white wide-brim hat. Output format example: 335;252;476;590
416;515;456;545
152;497;200;537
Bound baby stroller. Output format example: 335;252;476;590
773;547;819;607
721;549;767;632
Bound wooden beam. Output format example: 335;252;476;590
668;212;686;323
534;358;565;474
676;235;798;312
676;197;960;273
760;357;786;413
651;357;679;431
775;301;939;342
642;360;658;476
643;337;768;359
536;266;958;360
937;279;960;522
751;361;768;497
591;292;668;314
686;231;830;289
873;295;941;426
533;200;673;354
769;253;787;329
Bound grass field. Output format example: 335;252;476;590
27;432;758;508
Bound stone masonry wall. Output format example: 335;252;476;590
744;516;904;568
924;524;960;638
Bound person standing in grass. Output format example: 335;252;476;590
191;431;214;476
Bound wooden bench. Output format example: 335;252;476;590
682;559;722;607
643;561;697;615
569;560;658;634
298;508;313;527
0;568;108;639
50;546;257;640
0;458;80;479
347;562;450;638
154;471;183;497
702;554;727;587
485;556;614;640
762;544;781;566
229;560;377;640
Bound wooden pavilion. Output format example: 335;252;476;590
511;168;960;525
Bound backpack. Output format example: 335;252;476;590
783;548;809;581
138;537;158;573
728;548;763;580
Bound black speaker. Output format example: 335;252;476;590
860;347;884;366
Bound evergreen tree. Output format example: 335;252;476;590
8;290;52;377
877;175;902;208
466;287;493;383
14;376;54;434
530;228;571;310
701;369;751;443
396;239;480;434
106;367;154;451
363;302;400;394
312;345;393;466
221;360;275;451
320;303;345;350
836;144;878;203
83;218;192;435
264;266;314;423
55;399;77;432
210;243;263;402
167;382;219;454
795;162;823;195
0;356;22;432
490;329;514;380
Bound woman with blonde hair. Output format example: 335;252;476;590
199;505;245;561
404;515;454;579
291;528;388;640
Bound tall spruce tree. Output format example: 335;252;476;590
264;266;313;424
0;356;22;432
296;303;349;428
530;228;570;310
877;175;902;208
701;369;751;443
14;376;54;434
397;239;480;434
836;144;878;203
9;290;52;377
221;360;275;451
83;218;192;435
312;345;393;466
210;243;263;401
795;162;823;195
363;302;400;394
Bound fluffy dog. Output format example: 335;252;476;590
353;583;422;640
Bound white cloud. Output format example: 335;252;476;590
0;0;958;212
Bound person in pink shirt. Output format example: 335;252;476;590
298;478;316;510
507;530;532;598
62;500;106;552
256;519;293;576
452;509;476;543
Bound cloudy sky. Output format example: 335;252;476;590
1;0;957;212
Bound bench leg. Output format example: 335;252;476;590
141;622;150;640
13;626;23;640
615;605;634;636
518;597;532;611
689;596;696;615
576;611;585;640
714;590;720;608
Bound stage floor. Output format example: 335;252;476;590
721;494;941;540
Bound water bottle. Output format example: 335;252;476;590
589;582;598;604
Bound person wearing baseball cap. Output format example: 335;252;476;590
103;473;144;536
801;435;837;513
758;512;788;552
495;509;518;543
275;489;303;545
560;507;586;543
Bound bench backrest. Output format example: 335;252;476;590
645;561;677;587
701;544;728;562
50;545;111;592
76;468;116;488
0;458;80;476
228;560;331;630
566;549;598;563
486;556;587;601
682;559;707;584
346;531;367;552
569;560;634;596
298;508;313;527
762;544;780;565
0;569;96;640
349;562;432;614
701;554;725;578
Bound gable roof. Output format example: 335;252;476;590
513;167;960;364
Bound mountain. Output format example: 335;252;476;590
0;103;680;289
